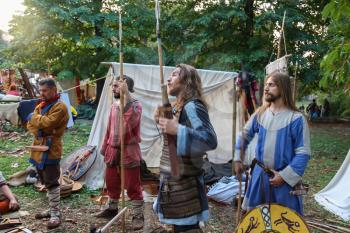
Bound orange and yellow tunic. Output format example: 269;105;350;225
27;101;69;169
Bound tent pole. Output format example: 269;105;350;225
277;11;287;59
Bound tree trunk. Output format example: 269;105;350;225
94;77;105;107
92;0;105;108
18;68;35;98
244;0;254;38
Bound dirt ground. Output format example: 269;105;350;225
12;197;236;233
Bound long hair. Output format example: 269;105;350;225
257;72;298;116
175;64;207;112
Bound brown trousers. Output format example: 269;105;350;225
37;164;60;189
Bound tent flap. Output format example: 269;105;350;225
314;149;350;221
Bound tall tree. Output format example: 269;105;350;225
0;30;10;68
6;0;330;103
320;0;350;92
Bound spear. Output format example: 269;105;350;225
155;0;180;178
118;8;126;233
235;90;247;224
232;79;237;175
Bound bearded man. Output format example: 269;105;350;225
96;76;144;230
27;78;69;229
234;72;311;215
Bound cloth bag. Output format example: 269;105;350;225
207;176;246;205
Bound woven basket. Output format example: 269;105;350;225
60;175;74;198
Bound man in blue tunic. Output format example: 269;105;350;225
154;64;217;233
234;71;310;216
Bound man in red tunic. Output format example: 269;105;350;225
96;75;144;230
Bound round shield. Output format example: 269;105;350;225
61;145;97;181
235;203;310;233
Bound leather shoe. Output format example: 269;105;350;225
95;208;118;218
132;215;144;230
47;217;61;229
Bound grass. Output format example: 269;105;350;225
0;120;98;208
303;123;350;223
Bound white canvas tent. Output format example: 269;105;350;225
314;149;350;221
81;63;246;189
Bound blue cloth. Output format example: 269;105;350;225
153;99;217;225
18;99;39;122
234;109;311;215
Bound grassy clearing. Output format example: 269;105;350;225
303;123;350;223
0;120;98;207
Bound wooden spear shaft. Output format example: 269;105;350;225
155;0;164;86
235;91;247;224
118;9;126;233
232;79;237;175
293;62;298;103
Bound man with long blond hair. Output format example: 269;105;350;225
154;64;217;233
234;71;310;215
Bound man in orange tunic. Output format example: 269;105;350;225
27;78;69;229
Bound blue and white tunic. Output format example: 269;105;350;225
154;99;218;225
235;108;310;215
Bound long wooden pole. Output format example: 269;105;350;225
155;0;164;86
293;62;298;103
155;0;180;178
232;79;237;175
235;90;247;224
118;9;126;233
277;11;287;59
91;207;128;233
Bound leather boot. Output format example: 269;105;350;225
131;200;144;230
47;186;61;229
95;208;118;218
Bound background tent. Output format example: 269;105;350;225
314;149;350;221
81;63;246;189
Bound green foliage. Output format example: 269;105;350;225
329;92;350;117
0;30;12;68
320;0;350;92
312;90;350;117
157;0;330;88
3;0;331;96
